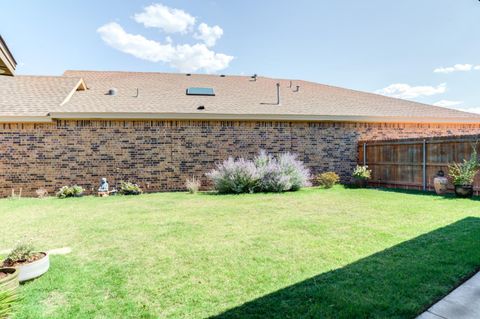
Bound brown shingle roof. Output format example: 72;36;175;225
57;70;480;123
1;70;479;123
0;75;83;118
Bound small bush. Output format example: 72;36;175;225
119;181;142;195
3;242;35;266
255;151;292;192
206;157;260;194
56;185;84;198
316;172;340;188
277;152;311;191
353;165;371;180
206;151;311;194
185;177;201;194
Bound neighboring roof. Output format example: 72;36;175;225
0;75;85;121
53;70;480;123
0;36;17;76
1;70;480;123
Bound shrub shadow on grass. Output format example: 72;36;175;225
373;187;480;201
210;217;480;319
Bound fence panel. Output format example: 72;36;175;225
358;135;480;193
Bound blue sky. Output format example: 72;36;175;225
2;0;480;112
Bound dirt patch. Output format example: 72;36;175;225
2;252;46;267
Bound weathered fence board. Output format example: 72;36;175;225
358;135;480;193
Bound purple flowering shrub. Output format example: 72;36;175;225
206;157;260;194
206;150;311;194
277;152;312;191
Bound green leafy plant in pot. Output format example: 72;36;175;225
1;242;50;283
448;146;479;198
352;165;371;188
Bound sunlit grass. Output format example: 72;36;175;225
0;187;479;318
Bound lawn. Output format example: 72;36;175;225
1;187;479;318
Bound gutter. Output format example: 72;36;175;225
1;112;480;124
0;116;53;123
48;112;480;124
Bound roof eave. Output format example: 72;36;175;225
48;112;480;124
0;36;17;76
0;116;52;123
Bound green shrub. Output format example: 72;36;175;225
0;283;20;319
353;165;372;180
3;242;35;266
316;172;340;188
449;147;479;185
119;181;142;195
56;185;84;198
206;151;311;194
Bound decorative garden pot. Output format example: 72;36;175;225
11;252;50;282
454;185;473;198
433;176;449;195
355;178;367;188
0;267;19;290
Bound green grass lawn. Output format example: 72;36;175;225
1;187;479;318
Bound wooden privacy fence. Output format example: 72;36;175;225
358;135;480;193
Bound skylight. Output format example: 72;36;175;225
186;87;215;96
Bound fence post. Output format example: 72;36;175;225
422;140;427;191
363;143;367;166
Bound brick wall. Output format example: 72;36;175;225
1;120;480;197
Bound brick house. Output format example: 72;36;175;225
2;41;480;196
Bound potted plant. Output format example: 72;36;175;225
352;165;371;188
1;243;50;283
448;147;479;198
0;268;19;290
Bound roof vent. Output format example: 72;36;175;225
186;73;192;76
220;74;226;77
107;88;118;96
197;105;205;110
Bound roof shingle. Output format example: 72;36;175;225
59;70;480;122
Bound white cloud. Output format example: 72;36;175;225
434;64;473;74
194;23;224;47
450;106;480;114
98;23;175;62
133;3;195;34
97;22;233;73
433;100;463;107
375;83;447;99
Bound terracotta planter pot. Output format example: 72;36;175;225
15;252;50;282
0;267;19;290
454;185;473;198
433;176;449;195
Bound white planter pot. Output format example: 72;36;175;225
17;252;50;282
